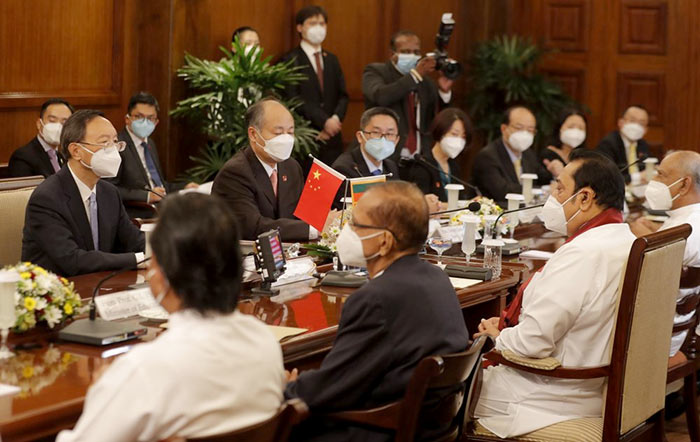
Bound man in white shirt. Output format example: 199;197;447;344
474;150;636;437
22;109;144;276
57;193;285;442
631;150;700;358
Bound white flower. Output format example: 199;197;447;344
34;298;47;311
34;274;53;294
43;306;62;329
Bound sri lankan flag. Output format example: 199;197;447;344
350;175;386;206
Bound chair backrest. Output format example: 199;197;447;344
603;224;690;439
0;186;38;267
0;175;43;191
186;398;308;442
396;336;488;442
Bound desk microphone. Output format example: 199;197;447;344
430;201;481;216
620;154;649;173
143;187;166;200
491;203;545;233
88;257;152;320
405;154;482;196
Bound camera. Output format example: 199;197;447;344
430;13;462;80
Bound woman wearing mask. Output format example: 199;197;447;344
408;108;472;201
541;109;587;177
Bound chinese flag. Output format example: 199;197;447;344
294;159;345;231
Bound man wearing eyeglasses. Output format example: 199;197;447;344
471;106;555;205
110;92;198;218
22;109;145;277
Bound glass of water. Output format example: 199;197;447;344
482;239;504;279
0;271;19;360
428;236;453;266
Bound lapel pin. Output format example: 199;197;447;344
282;175;288;182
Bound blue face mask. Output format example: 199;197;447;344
131;118;156;139
395;53;420;75
363;134;395;162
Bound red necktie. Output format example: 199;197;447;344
270;169;278;197
405;92;417;154
313;52;324;93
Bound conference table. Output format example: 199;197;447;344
0;222;562;442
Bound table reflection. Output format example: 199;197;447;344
0;346;77;399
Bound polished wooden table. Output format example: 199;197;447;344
0;224;561;441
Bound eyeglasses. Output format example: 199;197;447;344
361;130;399;142
508;124;537;134
80;141;127;152
348;219;397;238
128;114;158;123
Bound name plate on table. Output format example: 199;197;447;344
436;225;482;244
95;287;166;321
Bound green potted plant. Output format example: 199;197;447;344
466;35;581;149
171;38;320;183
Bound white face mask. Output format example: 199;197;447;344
254;128;295;162
540;191;581;235
41;121;63;145
560;128;586;148
507;130;534;152
305;24;326;45
644;178;683;211
440;136;466;159
146;268;170;305
79;144;123;178
335;224;384;268
621;122;645;141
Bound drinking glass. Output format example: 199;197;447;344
428;236;453;266
461;216;480;265
0;271;19;360
482;239;504;279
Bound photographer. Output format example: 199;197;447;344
362;30;453;170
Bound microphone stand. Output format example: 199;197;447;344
410;155;482;196
89;257;152;320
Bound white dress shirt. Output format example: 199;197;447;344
126;126;156;188
57;310;285;442
360;148;383;175
475;223;636;437
659;202;700;355
37;134;56;155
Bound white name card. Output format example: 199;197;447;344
437;225;482;244
95;288;162;321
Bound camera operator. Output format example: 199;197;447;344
362;29;453;171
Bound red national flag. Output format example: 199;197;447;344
294;159;345;231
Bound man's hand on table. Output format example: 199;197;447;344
474;316;500;339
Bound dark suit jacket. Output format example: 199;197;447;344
285;254;469;442
21;166;145;277
280;47;349;166
8;137;64;178
596;130;650;182
330;146;400;209
108;128;184;218
212;147;309;241
471;138;551;205
362;61;450;165
405;150;462;202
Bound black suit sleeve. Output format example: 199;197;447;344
212;164;310;241
115;194;146;254
472;151;523;203
24;192;140;277
595;137;620;166
362;64;417;107
7;151;36;178
108;160;150;203
332;56;349;120
284;292;392;410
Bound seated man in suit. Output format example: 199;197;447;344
285;181;469;442
630;150;700;361
471;106;554;205
213;98;324;241
8;98;74;178
57;193;285;442
22;109;144;277
362;30;452;168
474;150;636;437
109;91;197;218
596;104;650;183
280;5;348;166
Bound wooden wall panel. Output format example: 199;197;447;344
543;0;589;52
616;72;666;126
620;0;668;54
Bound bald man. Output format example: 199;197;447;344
630;150;700;358
284;181;469;442
213;98;319;241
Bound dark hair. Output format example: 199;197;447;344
127;91;160;114
360;107;400;130
390;30;418;51
568;149;625;211
40;98;74;119
621;104;648;118
295;5;327;26
150;193;243;315
502;105;534;125
245;97;284;129
232;26;257;43
365;181;428;253
550;108;588;148
60;109;105;158
430;107;473;147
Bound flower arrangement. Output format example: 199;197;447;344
3;263;83;332
303;207;352;260
449;196;506;233
0;346;77;398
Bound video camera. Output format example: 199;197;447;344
430;13;462;80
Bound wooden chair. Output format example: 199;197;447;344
183;398;309;442
463;224;691;442
324;335;489;442
0;175;43;191
0;178;43;266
